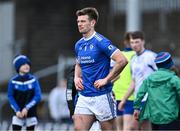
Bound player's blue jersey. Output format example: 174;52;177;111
75;32;118;96
8;73;41;117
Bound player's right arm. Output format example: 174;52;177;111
118;79;135;110
74;63;83;90
7;80;21;113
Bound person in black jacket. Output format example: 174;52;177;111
66;65;78;118
8;55;41;131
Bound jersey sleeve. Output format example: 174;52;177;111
75;42;78;58
97;39;118;58
8;80;20;112
130;58;135;80
25;78;41;110
147;52;157;71
75;42;80;64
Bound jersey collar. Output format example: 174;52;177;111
83;31;96;41
137;49;146;56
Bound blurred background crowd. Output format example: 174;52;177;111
0;0;180;130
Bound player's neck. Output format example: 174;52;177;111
83;29;95;39
137;48;145;55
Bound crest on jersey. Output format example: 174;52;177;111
90;44;94;50
108;45;114;50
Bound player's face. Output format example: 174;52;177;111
77;15;94;34
130;38;145;54
19;64;30;74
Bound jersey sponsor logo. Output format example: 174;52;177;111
78;56;95;64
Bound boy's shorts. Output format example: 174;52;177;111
74;92;117;122
12;116;38;127
116;100;134;116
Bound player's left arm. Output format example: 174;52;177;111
108;50;128;81
94;50;128;88
25;79;42;110
109;59;120;83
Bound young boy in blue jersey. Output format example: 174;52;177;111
8;55;41;131
73;7;128;130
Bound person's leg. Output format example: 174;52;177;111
100;118;117;130
116;116;123;130
73;94;97;130
73;114;95;130
140;119;151;130
96;92;117;130
123;100;134;130
12;125;22;131
26;117;38;131
12;116;24;131
116;101;123;130
123;114;133;130
26;125;35;131
130;119;139;130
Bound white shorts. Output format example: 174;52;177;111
74;92;116;122
12;116;38;127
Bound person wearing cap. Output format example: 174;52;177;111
133;52;180;130
8;55;41;131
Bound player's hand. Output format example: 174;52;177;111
133;109;140;120
118;100;126;110
74;77;83;90
94;78;108;88
21;108;28;118
16;111;23;118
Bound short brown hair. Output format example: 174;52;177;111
124;32;132;42
122;32;132;46
76;7;99;22
130;31;145;40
